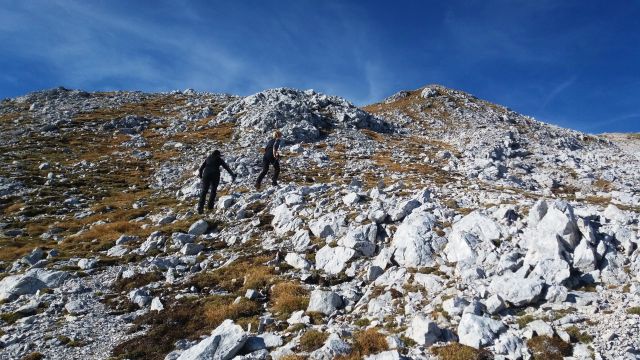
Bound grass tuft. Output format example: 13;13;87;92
299;330;328;352
271;281;310;316
526;336;572;360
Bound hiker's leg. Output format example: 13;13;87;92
272;159;280;185
207;176;220;210
255;159;270;187
197;178;210;213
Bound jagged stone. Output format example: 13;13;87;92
315;245;355;275
307;290;343;315
406;314;441;346
488;272;544;306
457;313;506;348
391;210;443;267
177;319;247;360
444;211;502;263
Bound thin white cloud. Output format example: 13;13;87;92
539;76;577;111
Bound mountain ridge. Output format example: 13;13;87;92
1;84;639;359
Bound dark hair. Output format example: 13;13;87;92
212;150;221;157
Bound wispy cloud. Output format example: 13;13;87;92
0;0;254;94
539;76;577;111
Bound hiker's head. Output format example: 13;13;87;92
212;150;221;157
274;130;282;139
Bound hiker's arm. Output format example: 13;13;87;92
222;160;235;178
273;141;280;158
198;161;205;178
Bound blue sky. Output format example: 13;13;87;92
1;0;639;133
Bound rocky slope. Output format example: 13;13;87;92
0;85;639;360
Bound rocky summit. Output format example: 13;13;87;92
0;84;639;360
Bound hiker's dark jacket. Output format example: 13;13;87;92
199;154;234;179
263;138;282;161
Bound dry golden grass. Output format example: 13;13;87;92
3;201;25;215
171;122;236;143
73;95;187;123
593;178;613;192
280;356;307;360
336;328;389;360
0;238;55;262
431;343;493;360
270;281;310;316
584;195;611;206
186;254;275;294
526;336;572;359
204;297;261;328
298;330;328;352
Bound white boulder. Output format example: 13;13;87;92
307;290;343;315
177;319;247;360
315;245;355;275
457;313;506;348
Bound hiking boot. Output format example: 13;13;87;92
255;183;261;190
197;208;204;215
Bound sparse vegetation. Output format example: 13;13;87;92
526;336;572;359
112;272;163;292
516;314;536;328
57;335;83;347
627;307;640;315
565;326;593;343
204;296;261;328
298;330;328;352
0;311;25;324
21;352;44;360
432;342;493;360
336;328;389;359
271;281;310;316
186;254;275;294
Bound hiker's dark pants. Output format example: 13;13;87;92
198;174;220;212
256;157;280;186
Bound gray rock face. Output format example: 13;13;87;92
270;204;303;235
77;258;98;270
177;319;247;360
309;213;346;238
457;313;506;348
215;88;389;143
0;275;48;301
524;201;580;264
188;219;209;236
315;245;355;275
530;258;571;285
406;314;442;346
364;350;406;360
444;211;502;263
572;237;598;272
488;273;544;306
285;252;311;270
338;223;378;257
391;210;443;267
106;245;129;257
0;269;69;301
181;243;204;256
310;333;352;360
389;199;421;222
242;333;283;352
307;290;343;315
65;299;90;315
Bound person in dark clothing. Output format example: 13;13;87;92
255;130;283;190
198;150;236;214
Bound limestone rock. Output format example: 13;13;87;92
177;319;247;360
307;290;343;315
457;313;506;348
